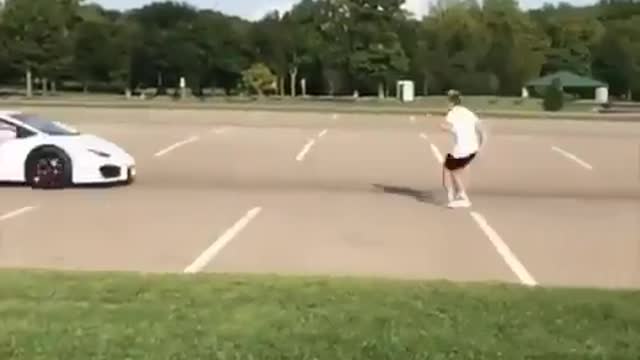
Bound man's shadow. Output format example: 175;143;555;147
372;183;443;205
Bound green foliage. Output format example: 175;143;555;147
0;0;638;99
242;63;277;96
543;78;565;111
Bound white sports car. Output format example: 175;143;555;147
0;110;136;189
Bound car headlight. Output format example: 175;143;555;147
88;149;111;158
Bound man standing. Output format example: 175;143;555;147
439;90;486;208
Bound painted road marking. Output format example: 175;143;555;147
410;116;416;123
551;146;593;170
420;134;533;286
332;113;339;120
184;206;262;273
419;132;444;164
210;127;227;134
296;129;328;161
0;206;38;222
470;211;537;286
154;136;199;157
296;138;316;161
430;143;444;164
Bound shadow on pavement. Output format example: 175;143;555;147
372;183;443;206
0;181;129;190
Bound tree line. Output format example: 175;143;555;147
0;0;638;100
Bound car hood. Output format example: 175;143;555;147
74;134;122;152
60;134;133;161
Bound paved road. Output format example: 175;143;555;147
0;107;638;289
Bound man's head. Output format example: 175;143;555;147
447;89;462;108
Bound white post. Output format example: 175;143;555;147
179;76;186;100
595;86;608;104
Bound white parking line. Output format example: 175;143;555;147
153;136;199;157
430;143;444;164
296;129;328;161
551;146;593;170
296;138;316;161
184;206;262;273
210;127;227;135
470;211;537;286
419;132;444;164
0;205;38;222
418;133;532;286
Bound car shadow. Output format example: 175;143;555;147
0;181;129;190
372;183;443;206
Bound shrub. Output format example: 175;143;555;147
543;78;564;111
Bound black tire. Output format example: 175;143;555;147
25;147;72;189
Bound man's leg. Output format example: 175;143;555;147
450;169;468;202
443;155;457;202
446;155;474;208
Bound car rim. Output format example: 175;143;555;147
34;156;64;187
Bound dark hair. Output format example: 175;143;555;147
447;89;462;105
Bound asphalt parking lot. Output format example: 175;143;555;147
0;107;639;289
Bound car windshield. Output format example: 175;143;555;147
12;113;80;136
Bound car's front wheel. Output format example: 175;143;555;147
25;147;72;189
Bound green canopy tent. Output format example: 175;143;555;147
522;71;609;103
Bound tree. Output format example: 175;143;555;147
592;15;640;99
543;78;564;111
0;0;638;101
242;63;277;96
482;0;550;95
0;0;81;97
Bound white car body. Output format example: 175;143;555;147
0;110;136;186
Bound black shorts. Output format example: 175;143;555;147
444;152;476;171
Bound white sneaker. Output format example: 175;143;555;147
447;198;471;208
447;188;455;202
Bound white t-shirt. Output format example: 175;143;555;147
445;105;480;158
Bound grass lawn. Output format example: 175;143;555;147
1;93;602;117
1;270;639;359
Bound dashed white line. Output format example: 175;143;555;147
419;132;444;164
469;211;537;286
210;127;227;134
551;146;593;170
430;143;444;164
296;138;316;161
417;132;533;286
153;136;199;157
296;129;327;161
0;206;38;222
184;206;262;273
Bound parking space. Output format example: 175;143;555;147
0;107;638;289
300;127;436;189
470;196;640;288
0;187;258;272
147;125;321;190
204;190;519;283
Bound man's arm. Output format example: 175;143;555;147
440;121;453;132
440;111;454;133
475;119;487;149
